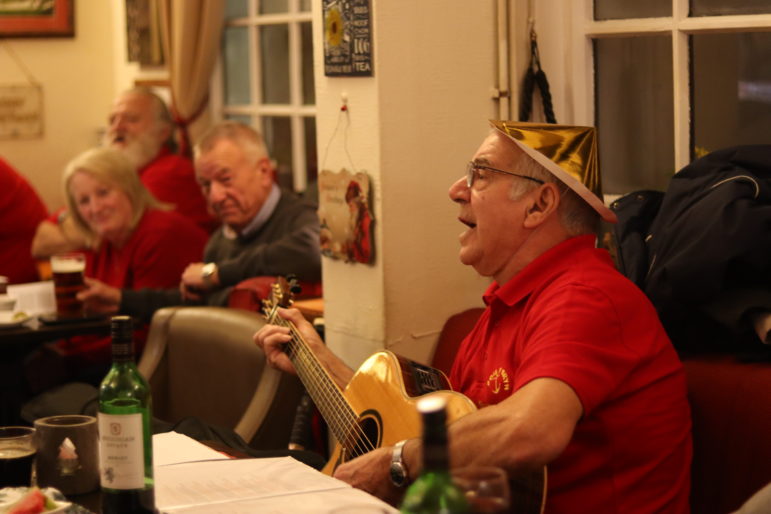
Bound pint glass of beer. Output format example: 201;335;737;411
51;252;86;318
0;426;36;488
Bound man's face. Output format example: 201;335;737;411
449;133;533;282
104;93;169;169
195;139;273;232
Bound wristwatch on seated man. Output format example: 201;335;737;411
201;262;218;288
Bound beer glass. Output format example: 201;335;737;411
0;426;36;488
451;466;511;513
50;253;86;318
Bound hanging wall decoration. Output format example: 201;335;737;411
0;84;43;139
318;169;373;264
322;0;373;77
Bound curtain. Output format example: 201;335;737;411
158;0;225;157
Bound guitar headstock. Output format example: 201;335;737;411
262;275;302;315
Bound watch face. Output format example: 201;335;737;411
390;462;406;487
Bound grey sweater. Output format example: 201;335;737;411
121;191;321;322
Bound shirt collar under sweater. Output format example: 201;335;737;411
222;183;281;240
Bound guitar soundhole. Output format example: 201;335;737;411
344;410;382;461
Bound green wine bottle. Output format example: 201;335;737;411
400;396;469;514
98;316;157;514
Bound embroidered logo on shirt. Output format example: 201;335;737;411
486;367;510;395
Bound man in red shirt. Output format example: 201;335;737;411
255;122;692;513
0;157;48;283
32;88;215;257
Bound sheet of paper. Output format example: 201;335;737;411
7;281;55;316
155;456;396;513
153;432;231;467
164;487;398;513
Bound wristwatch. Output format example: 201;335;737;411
201;262;218;287
389;440;409;487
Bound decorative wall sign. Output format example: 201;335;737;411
318;168;374;264
126;0;164;66
0;84;43;139
0;0;74;38
323;0;373;77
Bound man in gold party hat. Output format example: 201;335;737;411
255;121;691;513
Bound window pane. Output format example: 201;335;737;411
692;32;771;157
260;0;288;14
223;27;251;105
225;113;252;126
691;0;771;16
302;22;315;105
225;0;248;20
304;116;317;185
595;0;669;20
263;116;293;189
595;36;674;194
260;24;290;104
300;0;311;12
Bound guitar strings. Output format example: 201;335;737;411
281;318;375;454
270;313;378;457
280;318;378;457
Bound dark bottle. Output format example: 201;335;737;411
98;316;157;514
400;396;469;514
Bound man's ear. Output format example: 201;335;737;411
256;158;275;184
157;122;173;146
523;183;561;228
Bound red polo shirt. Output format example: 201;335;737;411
139;147;216;233
450;235;692;514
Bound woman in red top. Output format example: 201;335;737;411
57;147;207;379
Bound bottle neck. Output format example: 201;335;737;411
422;419;450;472
111;339;135;363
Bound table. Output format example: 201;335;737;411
0;316;111;346
294;297;324;322
65;435;397;513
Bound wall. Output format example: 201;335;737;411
0;1;163;212
313;0;495;368
0;1;117;211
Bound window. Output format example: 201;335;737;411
217;0;316;193
566;1;771;194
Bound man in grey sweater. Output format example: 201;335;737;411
79;121;321;322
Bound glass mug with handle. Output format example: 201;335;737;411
50;253;86;319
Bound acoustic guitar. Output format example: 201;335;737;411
263;277;546;514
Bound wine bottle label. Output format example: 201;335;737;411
98;412;145;489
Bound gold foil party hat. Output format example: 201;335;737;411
490;120;617;223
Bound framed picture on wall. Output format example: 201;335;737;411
0;0;75;38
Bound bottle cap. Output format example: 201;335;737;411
110;316;134;358
110;315;134;341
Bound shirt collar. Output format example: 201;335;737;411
234;183;281;239
483;234;599;307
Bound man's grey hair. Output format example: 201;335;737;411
506;143;600;236
193;120;269;165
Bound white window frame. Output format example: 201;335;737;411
212;0;316;192
563;0;771;173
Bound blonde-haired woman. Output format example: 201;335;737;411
58;147;207;373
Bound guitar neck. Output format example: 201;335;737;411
266;308;357;444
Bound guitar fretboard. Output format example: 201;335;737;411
267;306;378;458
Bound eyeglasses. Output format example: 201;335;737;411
466;161;545;189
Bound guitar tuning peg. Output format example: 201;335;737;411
286;274;301;294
